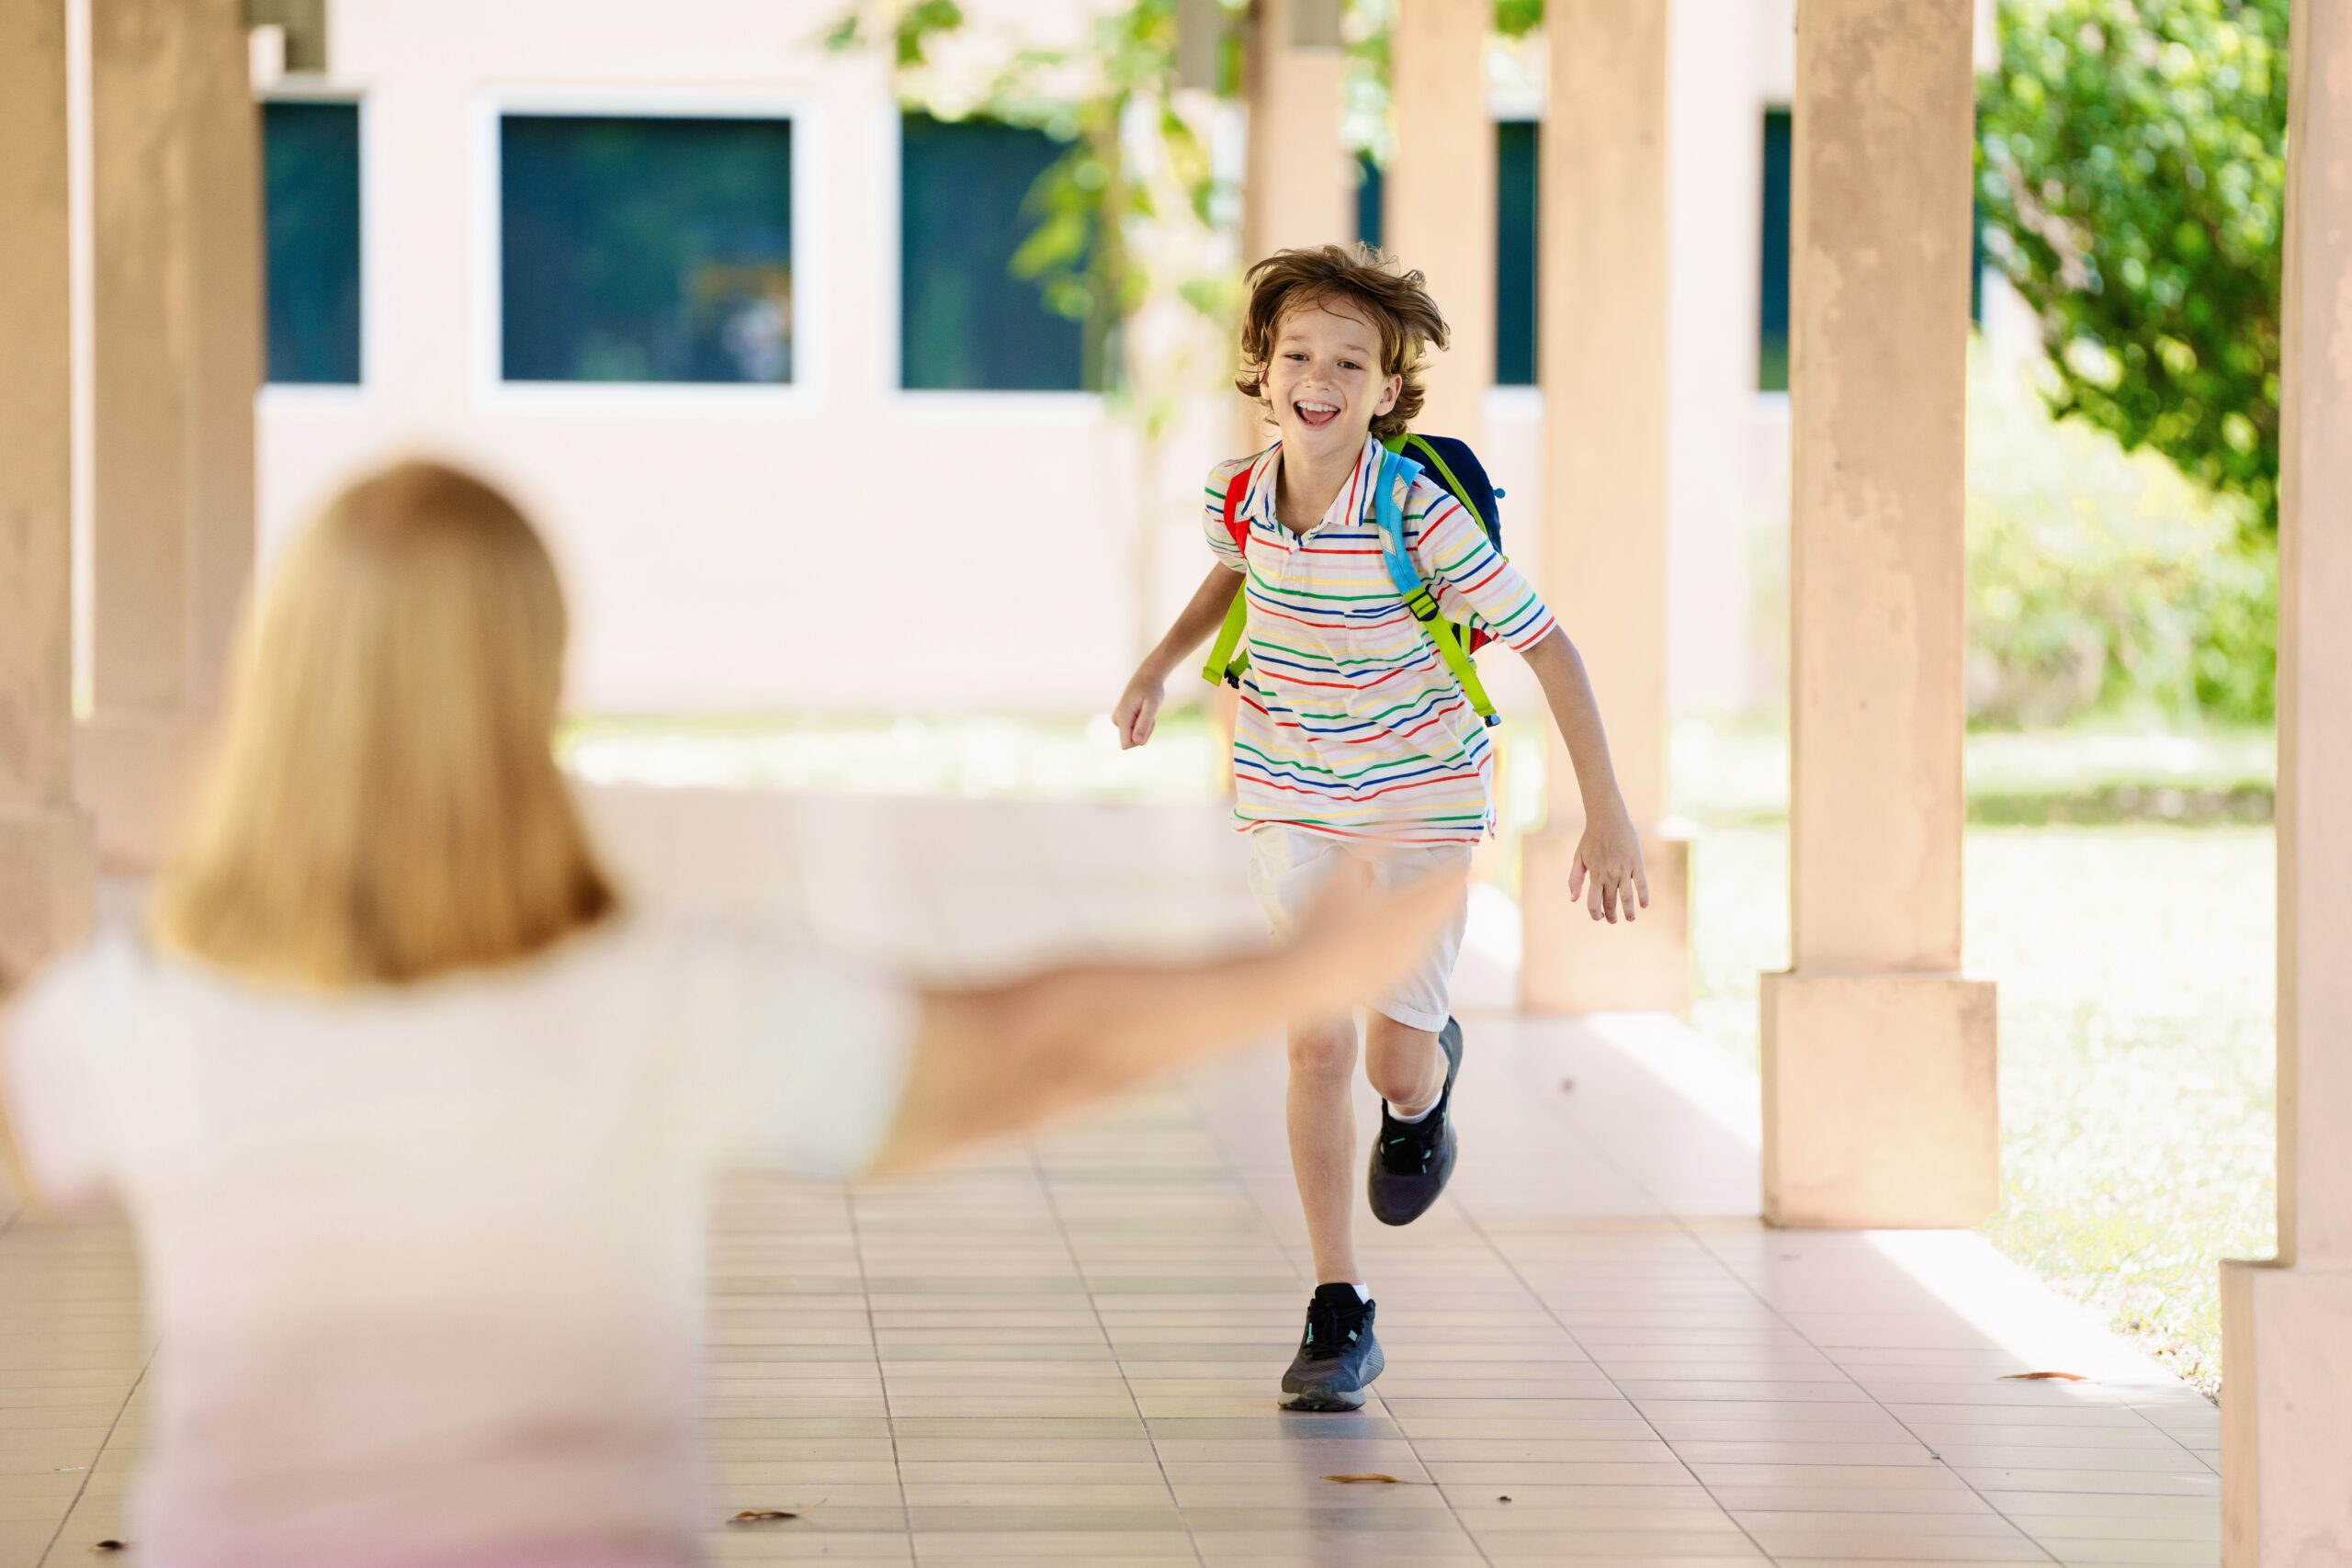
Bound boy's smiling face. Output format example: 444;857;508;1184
1263;297;1403;467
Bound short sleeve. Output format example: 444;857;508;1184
2;937;141;1212
677;917;919;1179
1408;483;1559;653
1203;457;1252;575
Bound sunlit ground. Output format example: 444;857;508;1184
1690;818;2274;1399
565;711;2276;1398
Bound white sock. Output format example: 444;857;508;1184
1351;1281;1372;1303
1388;1100;1435;1124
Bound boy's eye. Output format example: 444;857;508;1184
1284;352;1306;361
1340;361;1361;371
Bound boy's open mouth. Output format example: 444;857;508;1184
1294;400;1341;431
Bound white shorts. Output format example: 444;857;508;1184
1245;826;1473;1033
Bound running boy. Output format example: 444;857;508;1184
1113;244;1648;1410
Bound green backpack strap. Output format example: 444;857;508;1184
1410;596;1500;726
1200;466;1255;690
1201;592;1250;690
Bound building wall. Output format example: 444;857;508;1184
254;0;1815;719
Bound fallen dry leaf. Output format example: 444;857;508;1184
2000;1371;2086;1382
1323;1472;1407;1484
726;1508;801;1523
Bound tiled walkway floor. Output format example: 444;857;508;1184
2;793;2222;1566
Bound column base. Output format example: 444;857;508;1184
1519;825;1691;1014
1762;969;1997;1228
76;710;203;874
0;806;95;993
2221;1258;2352;1564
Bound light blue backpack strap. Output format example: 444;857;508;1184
1372;446;1424;597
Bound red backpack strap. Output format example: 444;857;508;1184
1221;463;1252;554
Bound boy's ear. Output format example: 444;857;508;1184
1375;373;1402;416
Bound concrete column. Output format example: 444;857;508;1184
1758;0;1995;1229
0;0;96;990
2220;0;2352;1555
1520;0;1690;1014
185;0;261;719
1232;0;1351;463
79;0;257;871
1240;0;1351;265
1387;0;1492;444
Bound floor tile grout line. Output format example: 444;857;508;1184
1534;1022;2117;1562
838;1178;913;1560
1445;1026;1790;1564
1027;1134;1207;1568
1556;1013;2221;1480
1184;1071;1501;1568
35;1344;152;1568
1669;1219;2077;1563
1446;1201;1779;1568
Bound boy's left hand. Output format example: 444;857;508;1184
1568;806;1649;925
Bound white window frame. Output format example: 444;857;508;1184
255;85;374;406
470;88;823;417
882;101;1106;419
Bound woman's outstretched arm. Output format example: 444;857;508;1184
868;868;1461;1174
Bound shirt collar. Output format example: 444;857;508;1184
1248;435;1386;535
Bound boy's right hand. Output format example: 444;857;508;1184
1113;669;1165;750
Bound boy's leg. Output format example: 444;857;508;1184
1363;1014;1446;1117
1286;1012;1364;1286
1361;843;1473;1226
1249;827;1387;1410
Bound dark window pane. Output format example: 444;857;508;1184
500;115;793;384
1495;120;1538;387
1971;197;1985;325
262;100;361;385
1759;107;1792;392
899;114;1088;391
1356;152;1383;249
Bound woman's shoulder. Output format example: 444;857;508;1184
6;926;156;1041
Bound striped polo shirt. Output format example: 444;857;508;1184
1204;434;1559;844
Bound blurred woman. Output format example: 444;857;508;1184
0;461;1455;1568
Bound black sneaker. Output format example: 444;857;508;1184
1280;1284;1385;1412
1367;1016;1463;1226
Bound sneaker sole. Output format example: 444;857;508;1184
1279;1339;1385;1412
1280;1386;1368;1413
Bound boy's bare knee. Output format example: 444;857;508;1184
1363;1014;1441;1103
1285;1019;1358;1082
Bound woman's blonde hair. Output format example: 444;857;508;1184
153;461;618;988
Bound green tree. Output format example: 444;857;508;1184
1976;0;2288;527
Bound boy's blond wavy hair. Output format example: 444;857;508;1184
152;461;619;989
1234;243;1451;442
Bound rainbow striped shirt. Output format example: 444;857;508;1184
1204;435;1559;844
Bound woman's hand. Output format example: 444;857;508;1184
1569;799;1650;924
